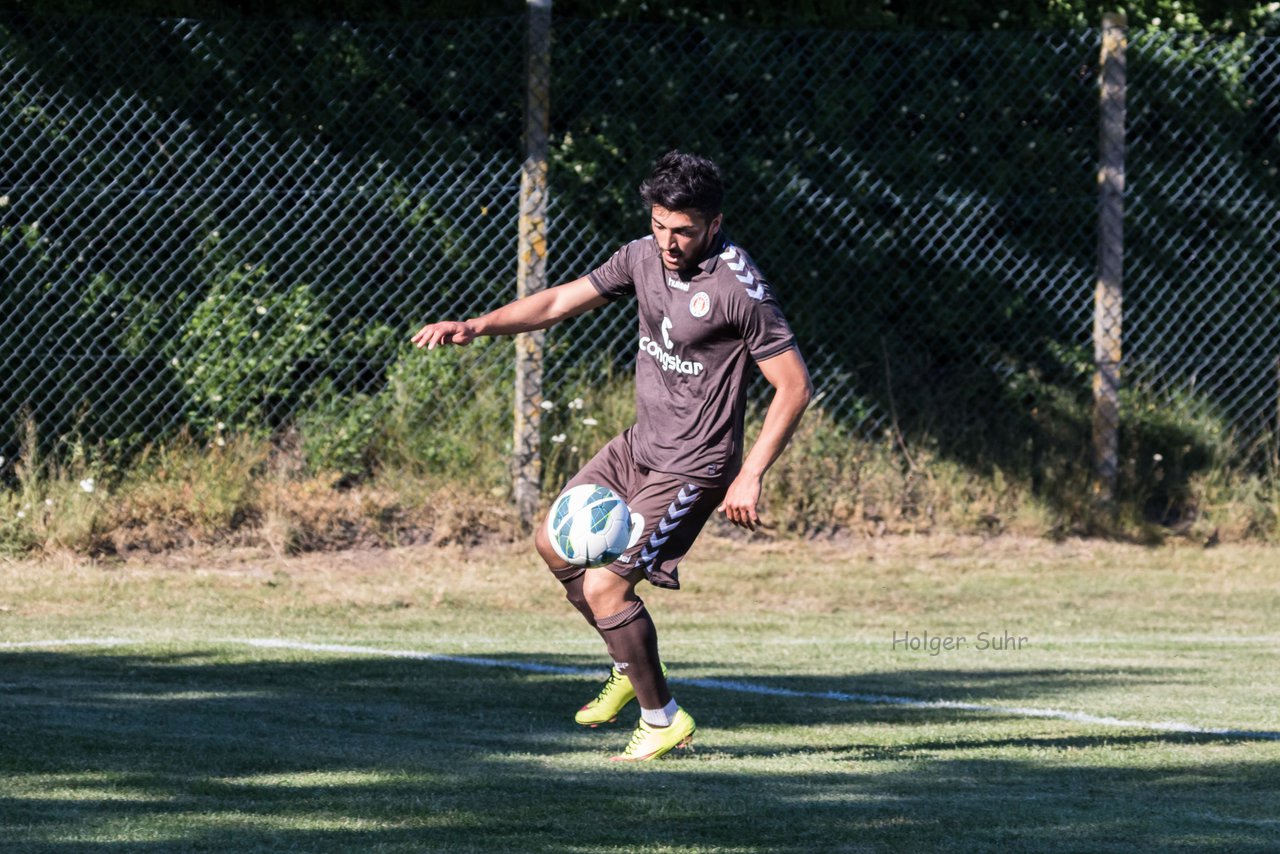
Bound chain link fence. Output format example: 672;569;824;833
2;13;1278;509
1125;29;1280;465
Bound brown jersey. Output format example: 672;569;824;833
588;234;797;485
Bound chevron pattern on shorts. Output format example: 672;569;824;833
635;484;703;578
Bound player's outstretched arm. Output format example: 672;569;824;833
719;346;814;531
412;277;607;349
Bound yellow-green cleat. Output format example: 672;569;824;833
575;667;634;727
575;663;668;727
611;708;696;762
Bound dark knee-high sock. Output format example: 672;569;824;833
553;567;621;662
596;600;671;710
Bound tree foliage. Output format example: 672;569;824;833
1;5;1276;504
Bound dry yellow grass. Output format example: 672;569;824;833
4;532;1276;637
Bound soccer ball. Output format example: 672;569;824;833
547;484;634;568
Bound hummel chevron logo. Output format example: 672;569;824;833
635;483;703;574
720;246;736;260
724;262;765;301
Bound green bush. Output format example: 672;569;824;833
173;265;329;431
297;384;381;481
374;338;514;492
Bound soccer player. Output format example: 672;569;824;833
411;151;812;760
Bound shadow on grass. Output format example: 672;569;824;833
0;649;1276;853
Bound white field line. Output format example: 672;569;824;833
0;638;132;650
237;638;1280;742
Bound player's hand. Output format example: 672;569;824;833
718;473;763;531
411;320;477;350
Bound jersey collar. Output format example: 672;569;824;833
696;232;729;274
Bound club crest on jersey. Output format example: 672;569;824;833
689;292;711;318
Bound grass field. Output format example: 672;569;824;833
1;534;1278;852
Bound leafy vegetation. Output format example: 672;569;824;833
1;9;1276;553
2;361;1275;557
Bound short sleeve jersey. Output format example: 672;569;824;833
588;234;797;485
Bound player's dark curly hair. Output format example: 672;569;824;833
639;150;724;221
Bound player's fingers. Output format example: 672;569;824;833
723;503;751;530
414;326;445;348
413;323;464;349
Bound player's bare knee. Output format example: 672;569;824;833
582;567;636;616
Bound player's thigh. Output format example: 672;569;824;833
533;521;563;569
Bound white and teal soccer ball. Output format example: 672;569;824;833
547;484;634;568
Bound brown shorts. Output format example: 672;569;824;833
554;428;727;590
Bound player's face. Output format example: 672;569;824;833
650;205;722;272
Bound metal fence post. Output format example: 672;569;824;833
513;0;552;530
1093;12;1127;508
